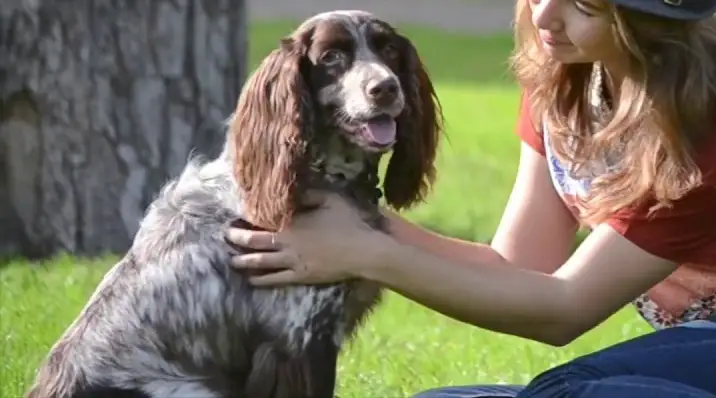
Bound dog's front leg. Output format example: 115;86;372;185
243;336;338;398
302;335;338;398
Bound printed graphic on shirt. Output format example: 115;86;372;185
544;134;589;217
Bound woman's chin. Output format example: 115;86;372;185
541;42;585;63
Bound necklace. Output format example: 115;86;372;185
588;61;612;125
570;61;621;178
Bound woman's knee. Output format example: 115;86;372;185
515;357;716;398
412;384;525;398
516;358;622;398
517;370;715;398
515;363;578;398
411;385;481;398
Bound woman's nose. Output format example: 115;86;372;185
531;0;565;31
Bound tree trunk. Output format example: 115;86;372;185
0;0;247;259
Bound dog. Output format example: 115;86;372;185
26;10;443;398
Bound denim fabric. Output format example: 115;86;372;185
680;319;716;330
411;319;716;398
412;385;525;398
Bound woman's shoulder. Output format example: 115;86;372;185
514;91;546;156
608;132;716;266
512;88;716;265
514;88;716;179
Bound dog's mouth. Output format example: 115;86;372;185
356;114;396;149
333;114;396;153
327;104;398;152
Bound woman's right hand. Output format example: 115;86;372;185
225;191;398;286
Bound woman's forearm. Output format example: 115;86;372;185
369;213;576;345
366;241;574;345
383;210;507;267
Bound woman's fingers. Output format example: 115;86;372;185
230;218;267;231
248;270;299;286
226;227;280;251
231;251;296;270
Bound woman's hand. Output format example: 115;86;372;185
226;191;395;286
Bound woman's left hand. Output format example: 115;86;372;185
226;192;393;286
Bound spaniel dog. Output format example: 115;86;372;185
27;10;443;398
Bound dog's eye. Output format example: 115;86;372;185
382;44;399;60
319;50;347;66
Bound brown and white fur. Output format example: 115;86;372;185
26;10;443;398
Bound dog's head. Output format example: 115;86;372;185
230;10;444;231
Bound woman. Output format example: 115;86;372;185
226;0;716;397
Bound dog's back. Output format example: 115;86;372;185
27;155;382;398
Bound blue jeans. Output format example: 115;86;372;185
412;319;716;398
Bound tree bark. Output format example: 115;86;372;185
0;0;247;259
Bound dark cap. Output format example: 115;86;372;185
611;0;716;20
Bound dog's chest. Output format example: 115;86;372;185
254;284;350;350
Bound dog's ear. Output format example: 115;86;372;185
383;35;444;210
229;35;314;231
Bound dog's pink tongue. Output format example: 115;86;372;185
362;117;396;145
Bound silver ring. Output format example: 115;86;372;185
270;234;277;249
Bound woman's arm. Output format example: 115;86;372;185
383;142;580;275
364;143;677;346
381;210;507;268
228;143;679;346
368;224;676;346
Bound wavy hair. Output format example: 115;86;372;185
510;0;716;224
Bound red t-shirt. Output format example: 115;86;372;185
516;92;716;329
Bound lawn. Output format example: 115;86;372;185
0;21;652;398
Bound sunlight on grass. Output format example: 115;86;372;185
407;84;521;241
0;257;652;397
0;21;653;398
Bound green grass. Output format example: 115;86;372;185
0;21;652;398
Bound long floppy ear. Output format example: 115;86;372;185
229;37;314;231
383;35;444;210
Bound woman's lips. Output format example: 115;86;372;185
539;32;572;46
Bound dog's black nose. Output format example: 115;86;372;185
366;78;398;105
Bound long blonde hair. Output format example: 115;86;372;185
511;0;716;224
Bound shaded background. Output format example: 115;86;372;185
0;0;516;261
